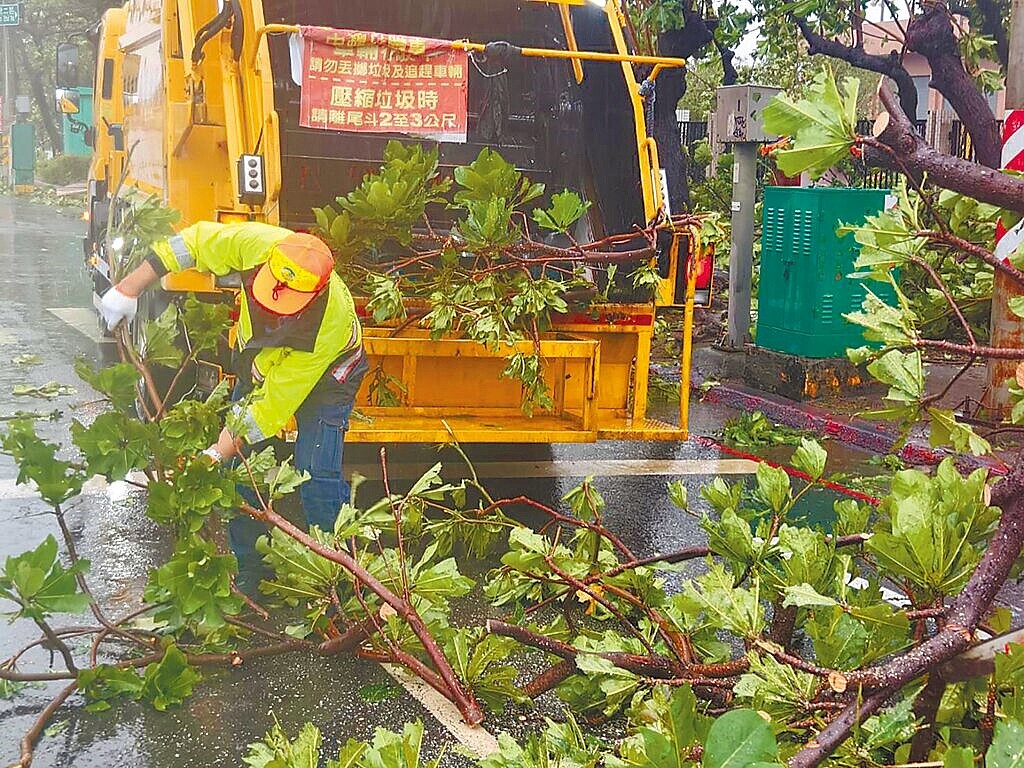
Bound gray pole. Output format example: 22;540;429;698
2;26;7;125
2;25;8;185
727;142;757;349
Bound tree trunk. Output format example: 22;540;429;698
654;18;715;214
870;86;1024;212
906;3;1001;169
716;40;738;86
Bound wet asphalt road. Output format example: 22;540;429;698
0;196;880;767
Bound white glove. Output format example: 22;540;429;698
99;286;138;331
202;446;223;463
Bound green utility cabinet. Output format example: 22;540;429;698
11;121;35;188
758;187;895;358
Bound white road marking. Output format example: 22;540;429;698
382;664;499;757
348;457;758;480
0;458;756;502
45;307;109;343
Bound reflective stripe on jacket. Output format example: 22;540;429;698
151;222;361;443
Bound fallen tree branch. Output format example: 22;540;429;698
869;86;1024;213
487;619;749;681
242;502;484;726
789;461;1024;767
14;682;77;768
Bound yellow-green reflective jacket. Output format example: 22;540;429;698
151;222;361;443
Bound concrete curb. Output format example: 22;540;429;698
656;355;1006;473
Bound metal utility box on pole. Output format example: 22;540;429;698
985;0;1024;413
715;84;780;349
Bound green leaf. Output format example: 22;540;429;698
454;147;543;209
244;719;324;768
666;480;688;512
861;695;917;750
733;653;818;722
684;562;765;637
942;747;975;768
71;412;155;480
0;678;26;699
532;190;591;233
862;349;925;422
139;644;201;711
358;682;401;703
181;295;232;355
703;710;778;768
144;536;242;634
723;411;813;449
268;458;310;500
987;719;1024;768
762;69;859;178
75;360;140;413
1009;296;1024;320
755;462;791;514
1;535;90;619
11;380;77;400
995;642;1024;686
791;439;827;480
562;477;606;522
927;408;992;456
782;582;837;608
330;740;368;768
359;720;439;768
77;665;144;712
142;304;184;369
702;507;755;569
806;607;869;670
1;419;85;505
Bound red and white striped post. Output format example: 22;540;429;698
994;111;1024;262
985;0;1024;413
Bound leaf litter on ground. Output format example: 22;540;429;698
12;382;77;400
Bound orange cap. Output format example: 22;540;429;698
251;233;334;316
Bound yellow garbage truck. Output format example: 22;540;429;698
71;0;699;444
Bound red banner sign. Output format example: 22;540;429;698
299;27;469;142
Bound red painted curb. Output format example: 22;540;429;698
697;380;1009;477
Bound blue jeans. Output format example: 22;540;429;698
229;397;353;592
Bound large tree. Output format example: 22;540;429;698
10;0;120;153
623;0;751;211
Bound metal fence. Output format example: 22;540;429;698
677;114;979;192
847;118;928;189
949;119;1003;163
680;119;709;183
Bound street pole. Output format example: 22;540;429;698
727;142;757;348
2;26;7;122
2;25;8;186
984;0;1024;412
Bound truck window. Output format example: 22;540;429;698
123;53;141;106
101;59;114;100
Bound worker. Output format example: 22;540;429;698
98;222;367;594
